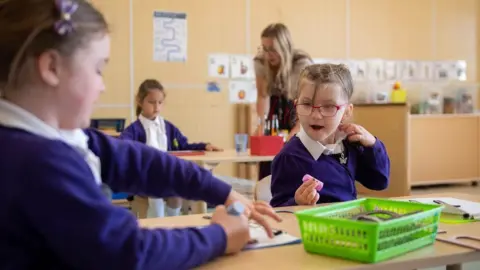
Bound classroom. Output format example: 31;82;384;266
1;0;479;269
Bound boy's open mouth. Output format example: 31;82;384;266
310;125;324;131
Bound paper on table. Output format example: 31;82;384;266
197;222;301;250
398;197;480;219
244;223;301;250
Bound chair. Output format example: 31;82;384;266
90;118;126;133
255;175;272;203
91;118;128;204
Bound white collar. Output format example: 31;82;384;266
139;114;161;126
0;99;89;148
297;126;346;160
0;99;101;185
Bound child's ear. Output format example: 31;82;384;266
37;50;62;87
342;104;354;122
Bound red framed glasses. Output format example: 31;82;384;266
295;103;346;117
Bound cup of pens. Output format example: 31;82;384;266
235;133;248;154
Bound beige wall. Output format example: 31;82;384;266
92;0;479;176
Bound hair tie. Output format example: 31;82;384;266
54;0;78;35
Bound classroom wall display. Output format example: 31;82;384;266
153;11;187;62
311;58;468;83
230;55;254;79
229;80;257;104
418;61;435;81
366;59;385;82
208;54;231;78
206;81;221;92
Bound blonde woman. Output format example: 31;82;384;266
254;23;313;180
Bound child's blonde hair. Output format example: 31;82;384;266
296;64;354;100
259;23;311;99
0;0;108;92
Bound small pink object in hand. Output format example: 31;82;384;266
302;174;324;191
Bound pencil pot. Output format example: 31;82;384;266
250;136;284;156
295;198;443;263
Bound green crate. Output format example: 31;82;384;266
294;198;444;263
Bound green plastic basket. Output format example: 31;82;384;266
294;198;444;263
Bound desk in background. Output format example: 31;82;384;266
140;193;480;270
178;149;274;214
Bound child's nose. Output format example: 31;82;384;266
311;108;323;119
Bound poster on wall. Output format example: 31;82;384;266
153;11;187;62
229;80;257;104
208;54;230;78
230;55;254;79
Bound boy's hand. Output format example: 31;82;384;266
339;123;376;147
205;144;223;152
294;175;322;205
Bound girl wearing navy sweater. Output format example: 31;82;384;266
0;1;280;269
120;79;222;218
270;64;390;207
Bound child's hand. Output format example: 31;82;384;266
294;175;322;205
339;123;376;147
205;143;223;152
224;190;282;238
210;205;250;254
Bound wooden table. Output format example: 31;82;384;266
180;149;275;168
139;193;480;270
178;149;275;214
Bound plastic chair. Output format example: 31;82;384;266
255;175;272;203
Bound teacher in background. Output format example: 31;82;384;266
253;23;313;180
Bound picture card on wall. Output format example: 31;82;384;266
383;60;397;81
206;81;221;92
398;61;418;80
229;80;257;104
452;60;467;81
418;61;434;80
312;58;329;64
355;60;367;81
230;55;254;79
366;59;385;81
434;61;451;81
346;60;366;81
208;54;230;78
327;59;344;65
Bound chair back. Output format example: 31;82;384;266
255;175;272;203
